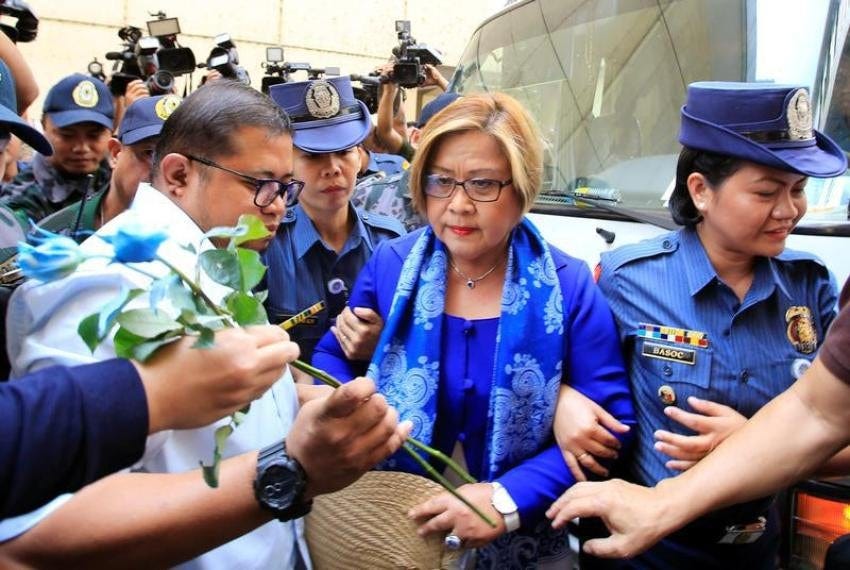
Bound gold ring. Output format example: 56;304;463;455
577;452;590;460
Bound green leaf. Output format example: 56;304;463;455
230;214;271;248
254;289;268;303
78;312;101;353
167;279;197;312
113;326;148;359
236;247;266;292
232;410;248;426
180;242;197;255
132;334;182;362
200;423;235;488
191;326;215;349
225;291;267;326
199;249;240;290
214;424;234;449
117;308;182;338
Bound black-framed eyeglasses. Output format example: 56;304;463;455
423;174;512;203
184;153;304;208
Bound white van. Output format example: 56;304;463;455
450;0;850;286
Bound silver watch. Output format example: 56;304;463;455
491;481;520;532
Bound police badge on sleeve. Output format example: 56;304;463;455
785;306;817;354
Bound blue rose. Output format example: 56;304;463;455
17;233;85;282
102;221;168;263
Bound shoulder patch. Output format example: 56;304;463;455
359;209;405;237
601;231;680;272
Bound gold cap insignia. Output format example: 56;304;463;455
72;80;99;108
785;306;817;354
155;95;181;121
658;385;677;406
786;89;814;141
304;80;340;119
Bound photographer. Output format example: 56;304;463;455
374;62;447;162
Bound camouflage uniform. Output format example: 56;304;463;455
0;152;111;226
351;169;426;233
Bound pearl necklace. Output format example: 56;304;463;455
448;258;500;289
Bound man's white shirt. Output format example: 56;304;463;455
6;184;310;569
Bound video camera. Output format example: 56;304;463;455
104;12;196;96
349;74;380;114
388;20;442;89
0;0;38;43
200;33;250;85
259;47;339;94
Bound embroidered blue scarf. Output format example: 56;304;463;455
367;218;564;479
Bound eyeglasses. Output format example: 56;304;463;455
423;174;512;203
184;154;304;208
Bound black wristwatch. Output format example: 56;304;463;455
253;439;312;521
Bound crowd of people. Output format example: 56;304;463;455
1;16;850;570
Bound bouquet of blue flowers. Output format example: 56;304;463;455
17;214;495;526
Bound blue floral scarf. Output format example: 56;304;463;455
367;218;564;480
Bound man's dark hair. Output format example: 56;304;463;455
152;80;291;175
669;147;745;227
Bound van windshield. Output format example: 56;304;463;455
451;0;850;232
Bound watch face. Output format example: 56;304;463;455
492;488;516;514
259;462;300;510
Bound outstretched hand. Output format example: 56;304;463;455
654;396;746;471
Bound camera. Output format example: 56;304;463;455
259;48;339;94
202;33;250;85
389;20;442;88
0;0;38;43
103;12;195;96
349;74;380;114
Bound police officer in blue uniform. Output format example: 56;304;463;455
580;82;848;569
264;76;405;363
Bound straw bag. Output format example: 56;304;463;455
305;471;463;569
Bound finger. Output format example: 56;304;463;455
666;459;698;471
578;452;609;478
654;429;709;454
255;340;299;371
583;536;634;560
409;492;451;520
583;428;621;458
563;451;587;482
663;406;710;433
547;493;603;528
592;405;631;435
653;439;704;461
352;306;381;324
243;324;289;346
686;396;735;417
323;377;378;419
417;510;457;537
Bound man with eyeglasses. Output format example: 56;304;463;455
2;80;409;569
263;76;405;365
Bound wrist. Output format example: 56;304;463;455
134;360;168;434
491;481;521;532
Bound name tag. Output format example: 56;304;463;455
641;341;696;365
277;315;319;326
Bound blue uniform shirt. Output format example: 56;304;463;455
363;151;408;178
599;227;837;488
263;202;404;361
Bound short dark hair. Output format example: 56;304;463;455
152;80;291;175
669;147;745;227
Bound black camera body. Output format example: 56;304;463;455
103;14;195;96
390;20;442;88
204;33;250;85
0;0;38;43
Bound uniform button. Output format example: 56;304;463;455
662;239;672;249
462;378;474;391
740;369;750;383
361;213;369;220
723;328;731;337
458;432;467;442
662;365;673;377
